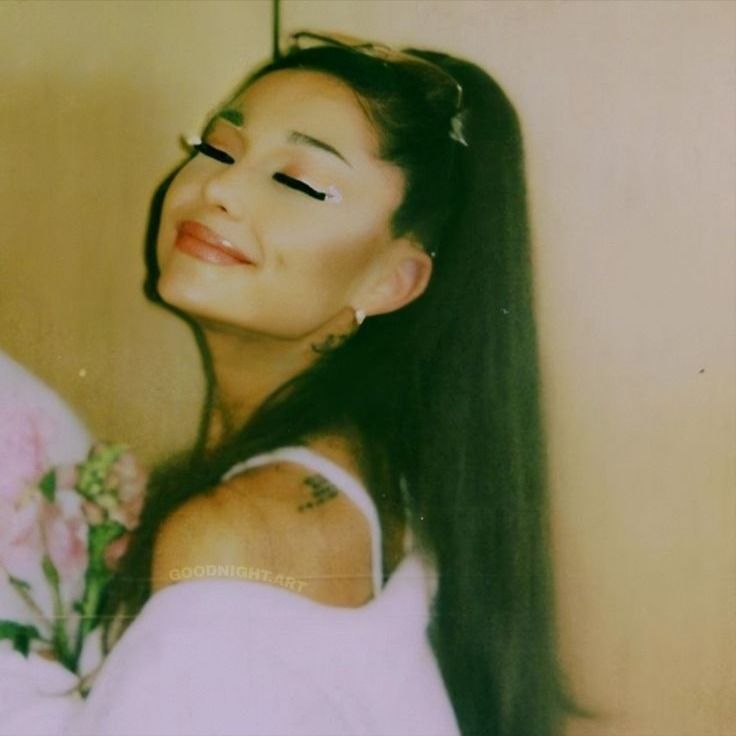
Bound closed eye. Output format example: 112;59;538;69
272;172;327;201
190;139;330;202
192;141;234;165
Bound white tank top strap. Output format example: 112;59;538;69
221;445;385;595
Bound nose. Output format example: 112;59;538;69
202;160;250;220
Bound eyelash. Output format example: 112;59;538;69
191;141;330;201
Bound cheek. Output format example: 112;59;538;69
314;243;373;286
271;204;389;275
273;224;382;304
262;241;380;331
156;173;198;264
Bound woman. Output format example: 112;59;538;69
2;31;588;736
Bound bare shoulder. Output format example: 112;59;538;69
151;435;374;607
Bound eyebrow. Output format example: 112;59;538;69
209;107;353;168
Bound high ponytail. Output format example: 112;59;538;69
106;41;593;735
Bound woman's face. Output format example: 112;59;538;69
156;69;409;338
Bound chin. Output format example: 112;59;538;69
155;273;250;334
157;271;214;318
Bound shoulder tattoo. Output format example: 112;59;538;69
297;473;339;512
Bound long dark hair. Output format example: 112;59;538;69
104;40;594;736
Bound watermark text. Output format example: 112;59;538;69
168;564;308;592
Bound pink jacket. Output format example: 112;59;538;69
0;357;461;736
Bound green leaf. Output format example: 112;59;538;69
7;575;32;592
0;620;42;657
41;555;60;589
89;521;126;555
39;469;57;502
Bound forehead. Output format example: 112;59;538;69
225;69;382;160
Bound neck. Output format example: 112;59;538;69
199;328;311;453
195;307;356;454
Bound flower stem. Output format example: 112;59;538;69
2;569;53;633
41;555;76;671
73;576;104;665
72;521;122;666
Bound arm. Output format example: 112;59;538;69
151;460;374;607
62;463;378;735
0;465;374;736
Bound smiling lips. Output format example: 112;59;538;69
174;221;254;266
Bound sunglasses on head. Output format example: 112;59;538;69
284;30;464;115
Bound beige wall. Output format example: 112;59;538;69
1;1;733;733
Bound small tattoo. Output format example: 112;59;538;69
298;474;339;511
310;332;350;354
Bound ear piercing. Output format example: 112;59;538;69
355;308;366;325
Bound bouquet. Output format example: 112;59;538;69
0;442;146;676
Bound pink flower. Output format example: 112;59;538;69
107;451;147;530
54;464;79;491
39;498;88;580
0;494;44;581
103;532;131;571
0;404;47;502
81;499;105;526
109;493;144;531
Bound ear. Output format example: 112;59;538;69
359;237;433;318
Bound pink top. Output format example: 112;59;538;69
0;445;461;735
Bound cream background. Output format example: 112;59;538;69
1;1;733;733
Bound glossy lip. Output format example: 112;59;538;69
174;220;255;265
